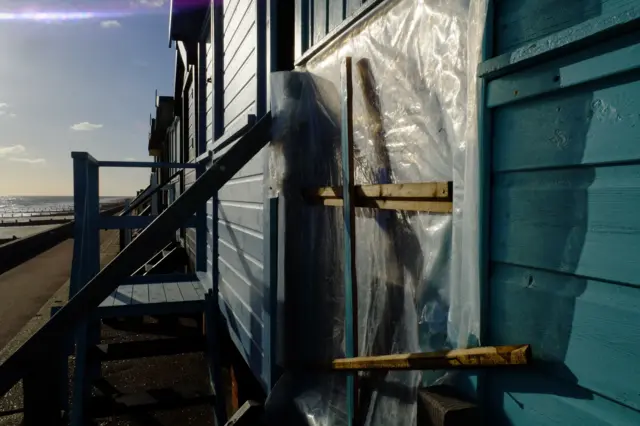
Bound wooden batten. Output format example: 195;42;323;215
303;182;453;212
294;344;531;371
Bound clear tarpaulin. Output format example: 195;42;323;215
265;0;487;424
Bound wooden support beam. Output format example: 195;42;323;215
313;182;451;199
324;345;531;371
304;182;453;212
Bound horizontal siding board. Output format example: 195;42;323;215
490;263;640;409
223;0;241;21
225;21;256;76
328;0;343;33
206;123;213;144
313;0;327;44
493;0;635;55
218;175;264;203
219;277;264;344
218;296;264;372
225;46;257;92
218;202;263;233
487;371;640;426
493;76;640;171
491;165;640;285
218;239;264;289
224;0;255;55
224;76;257;129
217;220;263;261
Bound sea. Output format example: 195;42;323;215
0;195;126;217
0;195;128;240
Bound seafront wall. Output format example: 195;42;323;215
0;204;124;275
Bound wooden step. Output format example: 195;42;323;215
89;385;214;418
89;336;205;361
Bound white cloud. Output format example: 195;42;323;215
100;20;121;28
124;157;136;161
0;145;26;157
71;122;103;131
8;113;16;118
0;145;45;164
0;103;7;108
9;157;46;164
138;0;165;7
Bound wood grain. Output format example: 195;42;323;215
313;345;532;371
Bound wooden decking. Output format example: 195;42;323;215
98;279;206;318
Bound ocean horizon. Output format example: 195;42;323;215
0;195;129;216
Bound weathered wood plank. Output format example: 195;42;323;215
305;183;452;212
487;371;640;426
148;284;167;304
308;182;451;199
491;165;640;285
178;281;201;301
318;198;453;213
491;263;640;410
493;76;640;172
163;283;184;303
131;284;149;305
493;0;634;55
327;345;531;371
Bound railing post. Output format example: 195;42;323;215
70;155;101;426
195;164;207;271
151;172;159;216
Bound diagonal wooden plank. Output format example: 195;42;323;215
112;285;133;306
131;284;149;305
163;283;183;303
148;284;167;304
177;281;200;302
0;113;272;397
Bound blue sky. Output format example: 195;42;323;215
0;0;175;196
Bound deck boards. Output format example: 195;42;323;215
96;280;206;317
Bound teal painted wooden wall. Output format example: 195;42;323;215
484;0;640;424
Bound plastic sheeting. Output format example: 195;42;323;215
266;0;487;424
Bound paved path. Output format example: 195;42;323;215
0;231;118;350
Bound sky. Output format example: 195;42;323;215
0;0;176;196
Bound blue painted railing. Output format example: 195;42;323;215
0;114;272;422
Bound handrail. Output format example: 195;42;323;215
0;112;272;397
120;169;183;217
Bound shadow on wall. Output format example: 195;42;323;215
482;0;608;422
217;206;267;384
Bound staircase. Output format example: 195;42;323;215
0;113;272;425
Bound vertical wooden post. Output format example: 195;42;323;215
341;56;359;426
70;155;101;426
196;164;207;272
